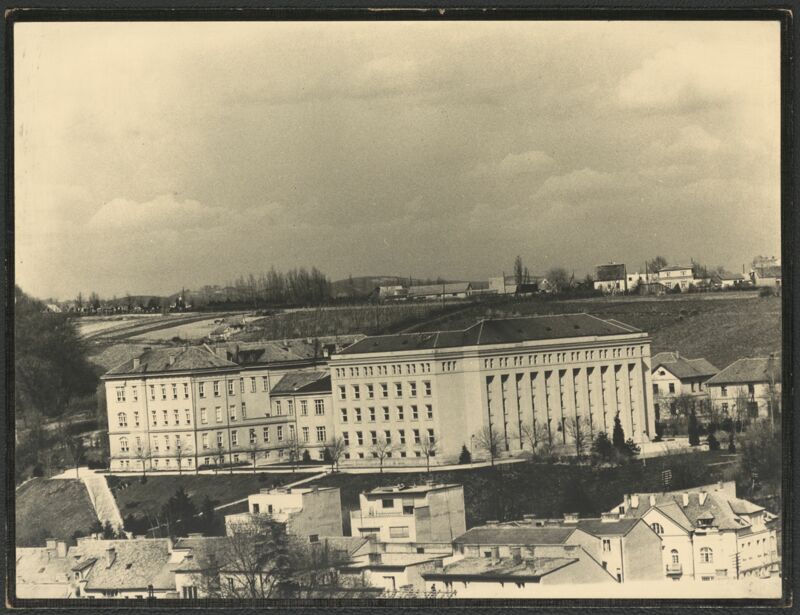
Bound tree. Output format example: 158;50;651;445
545;267;570;293
133;443;151;480
248;440;260;473
688;409;701;446
474;425;503;467
520;418;554;461
458;445;472;465
590;431;616;464
62;431;86;479
727;431;736;453
734;389;751;432
418;434;439;474
707;431;720;451
612;413;626;450
737;420;781;493
302;450;312;462
285;431;302;473
647;256;668;274
563;416;590;459
325;437;347;472
369;435;394;473
174;441;192;476
621;438;641;459
161;487;199;537
513;256;524;285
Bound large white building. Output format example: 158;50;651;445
329;314;657;464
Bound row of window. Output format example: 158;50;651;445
341;427;434;447
339;404;434;423
338;381;432;401
115;376;271;404
481;347;645;371
334;363;433;379
274;398;325;416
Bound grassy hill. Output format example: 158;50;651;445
16;478;99;547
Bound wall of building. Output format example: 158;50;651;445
708;383;780;419
286;489;344;539
621;520;664;581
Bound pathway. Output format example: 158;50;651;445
51;467;124;530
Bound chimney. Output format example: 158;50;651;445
56;541;67;558
46;539;56;551
168;355;176;366
601;511;618;523
649;495;656;507
563;512;579;524
699;492;708;506
132;357;140;369
630;495;639;509
682;493;689;507
105;546;116;568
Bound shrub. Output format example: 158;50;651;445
688;410;701;446
459;445;472;465
590;432;615;464
727;431;736;453
707;432;720;451
302;450;312;462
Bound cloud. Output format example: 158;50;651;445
472;150;555;179
534;168;642;201
87;194;227;231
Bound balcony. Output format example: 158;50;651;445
665;563;683;576
351;509;414;519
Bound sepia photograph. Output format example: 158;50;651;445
7;11;790;606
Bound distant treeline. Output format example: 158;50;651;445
192;267;332;309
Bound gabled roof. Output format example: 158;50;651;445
658;265;693;273
104;345;237;377
573;518;641;537
408;282;472;296
70;538;176;591
705;357;781;386
172;536;230;572
337;314;643;356
651;352;718;380
753;265;782;278
16;548;73;594
454;526;576;546
270;371;331;395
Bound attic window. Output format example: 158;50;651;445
126;563;133;569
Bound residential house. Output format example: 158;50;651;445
407;283;472;301
716;272;747;289
350;483;466;544
338;551;446;594
612;481;779;581
750;265;782;289
593;263;628;294
16;540;73;599
378;285;408;300
488;276;540;296
657;266;695;292
705;356;781;420
650;352;718;418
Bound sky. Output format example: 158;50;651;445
15;20;781;300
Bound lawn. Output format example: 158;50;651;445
309;450;740;532
107;472;299;522
15;478;99;547
407;293;781;369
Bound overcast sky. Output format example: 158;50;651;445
15;20;781;299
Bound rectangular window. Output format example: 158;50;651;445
149;384;156;400
213;381;220;397
389;526;410;538
395;382;403;397
216;432;223;447
133;411;140;427
185;409;191;424
241;402;247;419
300;400;308;416
162;409;168;424
413;429;421;444
381;383;389;398
172;384;178;399
352;385;361;400
668;382;675;394
397;406;404;421
199;383;205;398
287;400;294;415
240;378;244;393
251;377;256;393
200;408;207;424
173;409;180;425
302;426;309;442
411;405;419;420
215;407;222;422
409;382;417;397
228;380;235;395
316;426;326;442
184;383;189;399
315;399;324;415
230;405;237;421
116;387;126;402
383;406;390;421
428;428;435;443
338;385;347;401
426;405;433;420
277;426;284;441
370;430;378;445
356;431;364;445
367;384;374;399
263;427;270;442
355;408;362;422
399;429;406;444
343;431;350;446
424;381;432;396
161;385;167;400
289;424;296;439
231;430;238;446
385;430;392;444
340;408;348;423
721;386;728;397
202;434;209;449
369;407;376;422
262;376;269;392
276;400;282;415
249;428;257;444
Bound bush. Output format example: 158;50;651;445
458;445;472;465
688;411;701;446
591;432;616;464
707;432;720;451
302;450;312;462
759;287;775;297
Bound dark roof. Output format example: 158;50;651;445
172;536;230;572
651;352;718;380
220;336;364;366
422;555;580;581
338;314;642;356
753;265;782;278
270;371;331;395
573;518;640;537
705;357;781;386
408;282;471;296
659;265;693;272
454;526;576;546
104;346;237;377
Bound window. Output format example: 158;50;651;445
343;431;350;446
228;380;235;395
160;385;167;400
409;382;417;397
700;547;713;563
424;381;432;396
262;376;269;392
184;383;189;399
411;405;419;420
117;412;128;427
200;408;208;424
199;382;205;398
671;549;680;565
151;410;157;426
722;402;729;414
204;433;211;449
250;377;256;393
213;381;220;397
340;408;348;423
653;383;659;395
302;426;309;442
426;404;433;420
352;385;361;400
120;437;129;452
397;406;405;421
287;400;294;415
173;409;180;425
355;408;362;422
249;428;257;444
316;426;326;442
116;387;126;402
150;385;156;400
427;429;435;444
721;386;728;397
241;402;247;419
275;400;282;415
240;378;244;393
369;407;376;422
172;384;178;399
289;424;296;439
216;432;224;447
300;400;308;416
263;427;270;442
668;383;675;394
215;407;222;422
277;426;284;441
134;411;140;427
651;523;664;535
338;386;347;401
162;410;168;424
314;399;324;415
389;526;410;538
370;430;378;445
413;429;421;444
231;430;238;446
395;383;403;397
399;429;406;444
381;383;389;398
356;431;364;445
367;384;374;399
385;430;392;444
382;498;394;509
185;409;191;425
164;435;171;451
602;539;611;552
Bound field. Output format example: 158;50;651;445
77;312;242;342
107;472;299;522
15;478;99;547
406;293;781;369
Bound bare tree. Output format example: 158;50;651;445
520;418;554;460
248;440;260;474
563;416;590;459
133;443;151;479
174;442;186;476
474;425;503;467
545;267;570;293
285;431;302;473
418;434;439;474
369;435;394;473
325;437;347;472
513;256;524;285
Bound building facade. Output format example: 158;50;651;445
329;314;657;465
705;357;781;420
657;266;695;291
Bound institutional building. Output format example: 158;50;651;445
706;356;781;420
329;314;657;464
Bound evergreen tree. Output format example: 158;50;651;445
688;410;701;446
707;432;720;451
727;431;736;453
612;413;626;450
458;445;472;465
591;432;615;463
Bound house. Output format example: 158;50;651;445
378;285;408;300
16;540;73;599
68;537;180;599
407;282;472;300
705;356;781;419
225;486;343;542
338;551;447;593
657;266;695;292
350;483;466;544
451;514;663;583
612;481;779;580
750;265;782;288
331;313;658;465
488;276;539;296
421;544;618;598
593;263;628;294
651;352;718;418
269;371;332;461
716;272;747;289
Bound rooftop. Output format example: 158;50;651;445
337;314;643;356
408;282;471;296
651;352;718;380
705;356;781;386
364;483;462;496
422;555;578;581
70;538;176;591
658;265;693;273
454;526;577;546
270;371;331;395
104;345;237;377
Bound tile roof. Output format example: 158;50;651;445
270;371;331;395
423;555;578;581
16;548;73;597
408;283;471;296
104;345;237;377
753;265;782;278
651;352;718;379
705;357;781;386
172;536;230;572
337;314;642;356
573;518;641;537
454;526;577;546
71;538;176;591
220;336;364;366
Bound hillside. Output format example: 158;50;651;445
16;478;99;547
